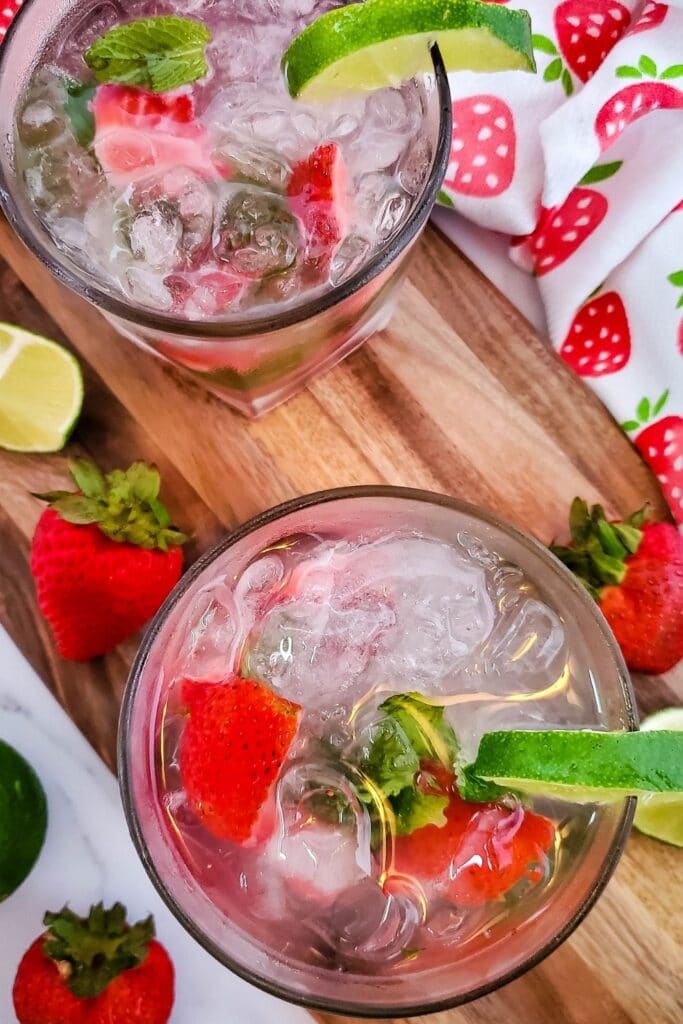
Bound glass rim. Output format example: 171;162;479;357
0;4;452;339
118;485;637;1018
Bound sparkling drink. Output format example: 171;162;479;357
2;0;449;414
121;490;635;1015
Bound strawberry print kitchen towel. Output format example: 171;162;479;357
440;0;683;526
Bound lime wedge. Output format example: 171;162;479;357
634;709;683;847
283;0;535;102
461;730;683;805
0;739;48;901
0;323;83;452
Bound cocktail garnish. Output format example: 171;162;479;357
84;16;211;93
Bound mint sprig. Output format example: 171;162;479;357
359;693;459;835
84;16;211;93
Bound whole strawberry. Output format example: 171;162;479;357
552;499;683;674
180;675;301;843
13;902;174;1024
31;459;187;661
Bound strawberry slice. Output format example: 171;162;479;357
92;84;223;188
179;676;301;844
391;785;555;906
554;1;631;84
560;290;631;376
287;143;349;270
165;265;246;317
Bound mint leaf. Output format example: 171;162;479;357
360;718;419;798
379;693;459;767
458;764;511;804
65;81;96;149
392;788;448;835
84;16;211;93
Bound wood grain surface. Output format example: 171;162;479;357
0;215;681;1023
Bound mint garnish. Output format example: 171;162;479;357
84;16;211;93
65;80;96;149
359;693;459;835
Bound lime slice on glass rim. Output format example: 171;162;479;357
0;739;48;901
633;709;683;847
0;324;83;452
460;729;683;807
282;0;535;102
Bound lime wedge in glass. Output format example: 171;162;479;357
0;739;48;901
0;323;83;452
283;0;535;102
634;709;683;847
460;729;683;805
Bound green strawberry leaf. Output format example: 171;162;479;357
561;67;574;96
579;161;622;185
677;295;683;309
84;15;211;93
659;64;683;79
64;80;96;149
532;34;558;56
637;396;651;422
543;57;563;82
667;270;683;286
621;420;641;433
638;54;657;77
569;497;592;545
616;65;642;78
126;462;161;503
652;389;670;416
68;458;106;498
437;189;454;208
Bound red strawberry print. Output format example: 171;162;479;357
560;290;631;375
180;675;302;843
0;0;22;40
556;1;631;83
444;95;515;197
630;1;668;34
596;57;683;150
528;161;620;275
624;392;683;524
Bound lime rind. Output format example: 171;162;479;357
463;730;683;804
0;322;84;452
283;0;535;102
634;709;683;847
0;739;48;901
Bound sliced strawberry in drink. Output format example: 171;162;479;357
179;675;302;844
391;787;555;906
287;143;349;270
166;265;246;317
92;84;224;188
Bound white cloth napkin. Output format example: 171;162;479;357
438;0;683;526
0;627;311;1024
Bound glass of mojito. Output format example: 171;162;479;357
0;0;453;416
120;487;636;1016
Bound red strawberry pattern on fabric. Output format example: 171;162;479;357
0;0;21;40
444;96;516;197
527;161;620;275
630;2;668;34
560;290;631;375
541;1;631;92
623;391;683;519
595;56;683;150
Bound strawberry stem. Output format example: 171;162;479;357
43;902;154;999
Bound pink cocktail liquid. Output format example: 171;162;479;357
15;0;432;320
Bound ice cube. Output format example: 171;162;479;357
329;235;371;285
123;267;173;311
374;191;410;241
398;135;433;196
213;135;291;191
18;100;66;148
127;201;183;270
62;0;124;55
169;579;241;681
214;188;300;277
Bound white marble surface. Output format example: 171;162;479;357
0;627;310;1024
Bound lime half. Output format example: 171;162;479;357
0;739;48;901
634;709;683;847
461;729;683;805
0;323;83;452
283;0;535;102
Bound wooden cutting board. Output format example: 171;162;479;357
0;215;680;1024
